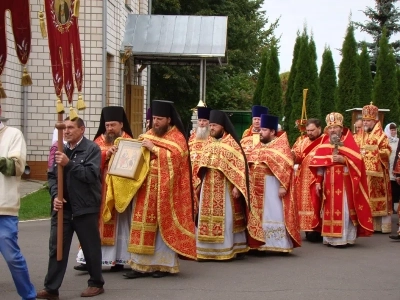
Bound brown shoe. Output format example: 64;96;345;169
36;289;60;300
80;286;104;297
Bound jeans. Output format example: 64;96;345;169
0;216;36;300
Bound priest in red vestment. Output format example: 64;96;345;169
193;110;249;260
247;114;301;252
123;100;196;279
309;112;374;247
241;105;268;156
75;106;133;272
291;118;324;242
354;103;392;233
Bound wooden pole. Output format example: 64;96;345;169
55;113;66;261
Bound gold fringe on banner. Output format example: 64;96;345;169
0;81;7;99
76;93;86;110
56;96;65;113
69;106;79;120
73;0;80;18
21;67;32;86
38;10;47;38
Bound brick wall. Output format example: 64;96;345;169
1;0;148;179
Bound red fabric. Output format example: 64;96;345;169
44;0;82;103
0;0;31;75
309;128;374;237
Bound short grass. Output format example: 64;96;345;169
19;188;51;221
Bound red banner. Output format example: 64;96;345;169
44;0;84;114
0;0;32;97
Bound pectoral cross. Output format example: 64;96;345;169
330;134;343;155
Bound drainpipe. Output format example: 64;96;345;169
147;0;152;107
102;0;107;107
23;86;28;137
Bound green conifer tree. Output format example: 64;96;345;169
253;48;268;105
337;23;361;127
287;31;308;144
358;43;373;106
283;31;302;133
373;27;399;123
354;0;400;68
261;42;282;116
306;36;322;120
319;47;337;119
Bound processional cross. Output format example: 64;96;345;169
330;134;343;155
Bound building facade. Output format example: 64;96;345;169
1;0;149;180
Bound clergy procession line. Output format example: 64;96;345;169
0;100;397;300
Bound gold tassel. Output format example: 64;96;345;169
38;10;47;38
76;93;86;110
56;96;65;113
21;67;32;86
69;106;79;120
73;0;80;18
0;81;7;99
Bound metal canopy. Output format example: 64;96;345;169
121;14;228;65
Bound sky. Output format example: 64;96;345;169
262;0;400;72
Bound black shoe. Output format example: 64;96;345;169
73;264;88;271
110;264;124;272
305;231;323;243
389;234;400;240
152;271;169;278
123;270;151;279
235;253;246;260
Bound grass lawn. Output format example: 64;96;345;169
19;188;51;221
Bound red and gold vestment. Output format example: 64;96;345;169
309;128;373;237
188;132;211;174
128;126;196;259
354;121;392;216
193;133;248;243
246;132;301;248
94;132;131;246
240;133;261;157
292;135;325;231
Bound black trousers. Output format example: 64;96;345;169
44;210;104;294
391;180;400;211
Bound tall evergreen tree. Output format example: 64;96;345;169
358;43;373;106
337;23;361;127
283;31;302;132
306;36;321;120
288;31;309;144
150;0;279;125
253;48;268;105
353;0;400;69
373;28;399;123
262;42;282;116
288;30;321;144
319;47;337;119
397;66;400;107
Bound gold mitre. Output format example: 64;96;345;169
362;102;378;120
325;112;343;127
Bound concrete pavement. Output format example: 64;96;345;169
20;179;46;197
0;218;399;300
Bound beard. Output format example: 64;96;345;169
364;126;372;133
260;135;271;144
196;126;210;140
153;124;169;137
210;128;224;139
105;131;121;144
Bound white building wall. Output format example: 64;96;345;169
1;0;148;166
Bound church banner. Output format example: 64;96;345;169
0;0;32;98
42;0;85;117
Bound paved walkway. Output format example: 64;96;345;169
20;179;46;197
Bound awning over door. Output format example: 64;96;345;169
121;14;228;65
